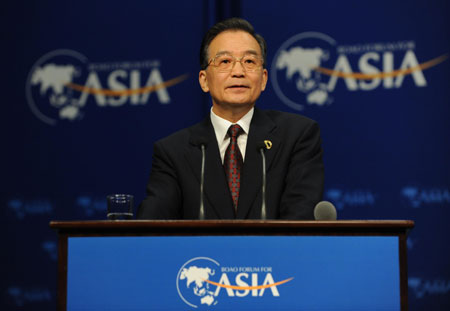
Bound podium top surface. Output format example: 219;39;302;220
50;220;414;236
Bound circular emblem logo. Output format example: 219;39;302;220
176;257;220;308
26;49;88;125
271;32;336;110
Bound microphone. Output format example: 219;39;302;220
314;201;337;220
191;136;208;220
256;141;267;220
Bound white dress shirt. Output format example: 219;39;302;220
210;107;254;164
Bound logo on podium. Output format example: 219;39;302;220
176;256;293;308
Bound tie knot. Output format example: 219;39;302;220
228;124;243;138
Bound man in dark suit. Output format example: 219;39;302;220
138;18;324;220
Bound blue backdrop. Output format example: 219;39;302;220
2;0;449;310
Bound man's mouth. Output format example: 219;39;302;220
227;85;249;89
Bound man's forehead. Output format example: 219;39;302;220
208;30;261;55
214;50;259;56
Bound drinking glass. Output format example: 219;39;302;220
107;194;134;220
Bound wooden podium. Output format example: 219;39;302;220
51;220;414;311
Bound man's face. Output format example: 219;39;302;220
199;30;268;112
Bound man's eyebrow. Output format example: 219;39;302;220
213;50;260;57
214;51;232;57
244;50;259;56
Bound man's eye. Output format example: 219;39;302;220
219;58;232;64
244;58;256;64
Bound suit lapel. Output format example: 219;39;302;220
185;117;235;219
236;108;280;218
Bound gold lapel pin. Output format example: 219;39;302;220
264;140;272;150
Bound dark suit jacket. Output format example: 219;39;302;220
137;108;324;220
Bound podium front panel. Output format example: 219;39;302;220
67;235;400;310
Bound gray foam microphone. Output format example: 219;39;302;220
314;201;337;220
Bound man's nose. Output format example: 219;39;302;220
230;59;245;76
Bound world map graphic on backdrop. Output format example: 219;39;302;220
26;49;188;125
271;32;448;111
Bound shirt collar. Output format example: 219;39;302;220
210;107;254;142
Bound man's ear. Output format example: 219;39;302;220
198;70;209;93
261;68;268;91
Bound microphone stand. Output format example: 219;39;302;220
199;144;206;220
259;147;267;220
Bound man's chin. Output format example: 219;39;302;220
224;95;256;105
224;101;255;109
213;100;255;111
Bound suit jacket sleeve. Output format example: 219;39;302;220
137;140;182;219
278;120;324;220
